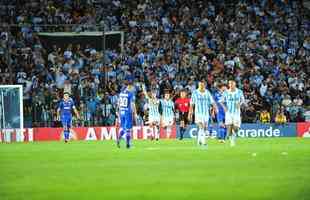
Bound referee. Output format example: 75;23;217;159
175;89;190;140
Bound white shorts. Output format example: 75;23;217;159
149;115;160;125
195;114;209;126
225;112;241;127
162;116;174;127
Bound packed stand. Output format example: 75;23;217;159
0;0;309;127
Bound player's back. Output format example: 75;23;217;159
118;89;134;116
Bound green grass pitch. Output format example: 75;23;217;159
0;138;310;200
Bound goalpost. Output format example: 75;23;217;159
0;85;23;143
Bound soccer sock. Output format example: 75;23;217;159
118;129;126;141
154;126;159;140
125;130;131;148
180;127;183;139
223;127;227;140
230;130;236;146
4;131;10;143
208;126;212;138
166;126;172;138
217;128;221;140
181;127;186;139
64;130;70;140
219;127;226;140
227;126;232;141
202;129;208;145
231;134;236;145
198;128;204;145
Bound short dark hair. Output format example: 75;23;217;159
198;78;206;83
217;83;225;88
164;89;170;94
180;88;187;93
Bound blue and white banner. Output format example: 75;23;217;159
177;123;297;138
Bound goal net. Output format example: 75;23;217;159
0;85;23;143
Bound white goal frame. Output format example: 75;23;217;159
0;85;23;133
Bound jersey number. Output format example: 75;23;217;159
119;97;128;107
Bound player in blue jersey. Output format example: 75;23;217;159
57;92;80;143
142;84;161;140
116;76;137;149
220;80;245;146
188;80;217;147
213;83;227;143
160;89;175;138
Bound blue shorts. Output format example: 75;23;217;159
61;116;72;129
120;114;133;130
217;114;225;124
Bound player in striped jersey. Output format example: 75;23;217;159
142;85;161;140
160;90;175;138
220;80;245;147
188;80;217;147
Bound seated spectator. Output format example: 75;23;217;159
259;109;271;123
275;110;287;124
243;105;257;123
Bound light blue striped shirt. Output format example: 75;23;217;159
190;89;214;116
221;89;245;115
146;98;160;117
160;99;174;118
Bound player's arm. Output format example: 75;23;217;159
159;100;164;127
220;101;227;112
239;90;245;107
237;90;245;110
115;98;121;127
142;84;150;99
115;110;120;127
212;103;218;116
57;107;60;121
219;93;227;112
188;94;194;121
172;101;176;124
131;102;138;125
73;106;80;120
56;101;62;121
209;92;218;115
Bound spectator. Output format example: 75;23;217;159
259;109;271;123
275;110;287;124
0;0;308;126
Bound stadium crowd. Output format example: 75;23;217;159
0;0;309;127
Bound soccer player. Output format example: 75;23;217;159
213;83;227;143
188;80;217;147
175;89;190;140
220;80;245;147
57;92;80;143
116;76;137;149
160;89;175;138
142;85;161;140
